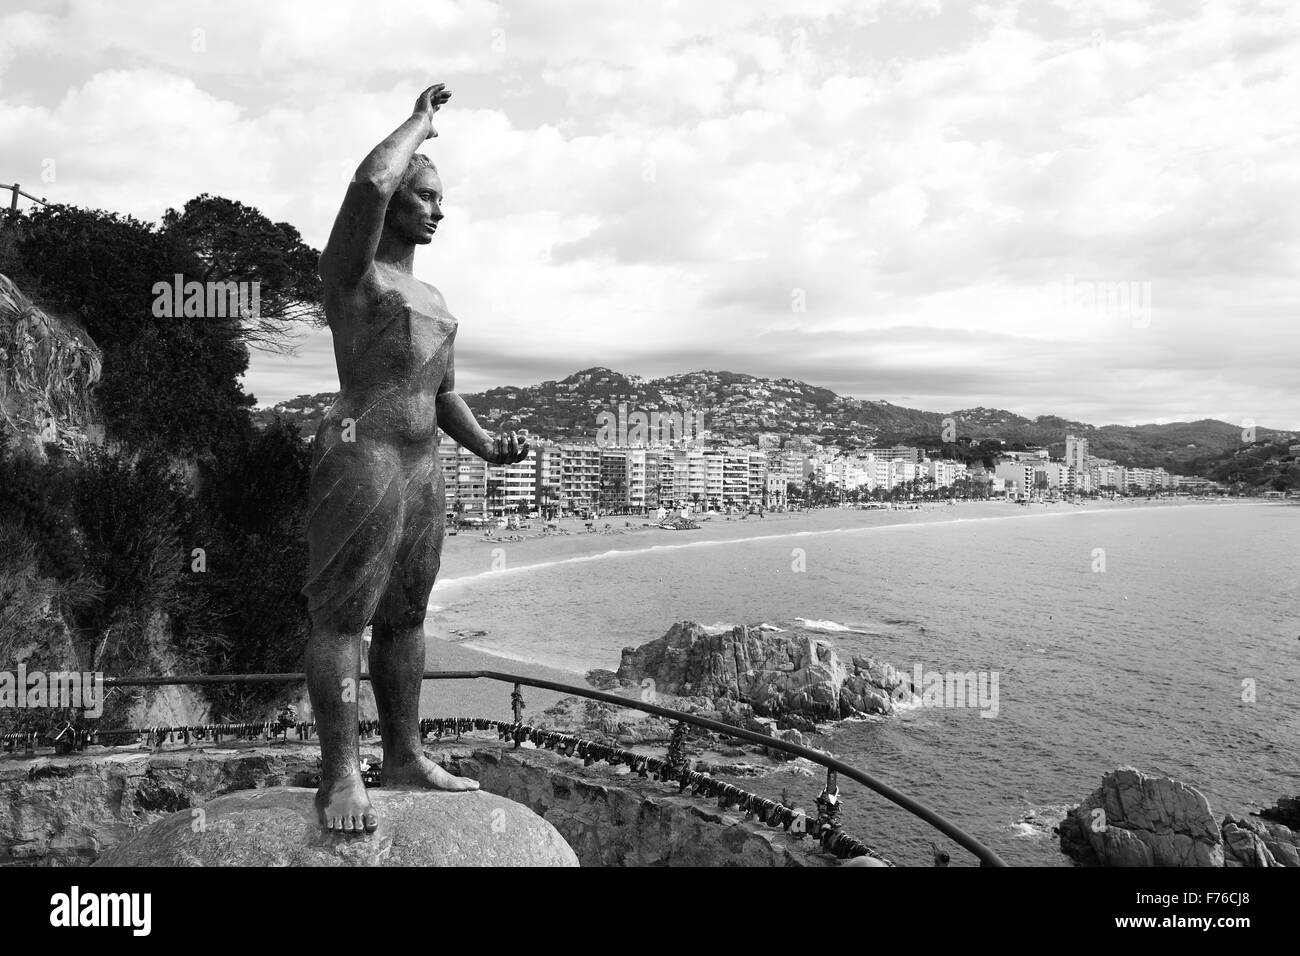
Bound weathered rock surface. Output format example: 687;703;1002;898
115;609;212;729
94;786;578;867
542;696;679;745
1059;768;1300;868
1221;815;1279;867
1;740;867;867
444;747;862;866
615;621;907;721
1259;794;1300;830
0;745;323;864
1221;813;1299;867
584;669;621;690
0;271;101;460
1058;767;1224;866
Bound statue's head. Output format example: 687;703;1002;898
385;154;443;245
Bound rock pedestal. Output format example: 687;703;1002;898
93;786;579;867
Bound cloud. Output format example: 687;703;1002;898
0;0;1296;429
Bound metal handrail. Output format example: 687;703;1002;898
100;669;1008;866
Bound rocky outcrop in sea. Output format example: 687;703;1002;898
590;621;910;724
1057;766;1300;867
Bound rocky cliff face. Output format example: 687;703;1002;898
1058;767;1298;867
612;621;908;721
0;272;102;460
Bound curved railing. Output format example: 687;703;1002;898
70;669;1009;867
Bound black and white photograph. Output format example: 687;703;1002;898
0;0;1294;934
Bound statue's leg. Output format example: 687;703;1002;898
372;467;478;792
303;433;404;832
306;620;375;832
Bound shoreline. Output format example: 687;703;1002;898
423;497;1271;687
433;497;1264;591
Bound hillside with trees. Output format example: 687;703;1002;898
258;366;1295;484
0;197;324;730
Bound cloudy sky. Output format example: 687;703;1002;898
1;0;1296;428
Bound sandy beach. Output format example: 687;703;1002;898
434;496;1234;585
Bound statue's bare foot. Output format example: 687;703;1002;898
383;752;479;791
315;771;379;834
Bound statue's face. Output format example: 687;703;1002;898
385;167;444;244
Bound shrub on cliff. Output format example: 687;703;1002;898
3;199;322;459
174;417;313;717
0;455;85;578
69;450;204;674
95;321;255;459
0;520;103;736
1;431;313;721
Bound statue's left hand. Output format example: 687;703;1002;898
485;429;530;465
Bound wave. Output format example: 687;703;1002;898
1007;804;1071;839
434;634;587;675
794;617;857;633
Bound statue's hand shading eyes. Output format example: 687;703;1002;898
413;83;452;139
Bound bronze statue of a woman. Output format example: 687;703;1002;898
305;84;528;833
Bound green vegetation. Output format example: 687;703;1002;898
0;197;323;725
1199;440;1300;494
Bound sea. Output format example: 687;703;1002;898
424;501;1300;866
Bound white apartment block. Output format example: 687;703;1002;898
927;458;961;488
1126;467;1153;492
874;445;921;464
747;452;767;503
654;449;676;505
891;459;918;487
704;452;724;505
453;447;489;514
845;456;877;492
994;460;1038;499
559;443;602;511
488;455;538;513
771;452;811;488
872;457;893;490
672;449;709;505
600;450;630;509
627;447;660;509
533;443;562;512
765;471;787;505
1040;461;1072;491
1065;434;1089;472
723;452;750;504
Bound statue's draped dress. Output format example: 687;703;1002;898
302;295;456;633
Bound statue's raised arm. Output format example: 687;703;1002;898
319;83;451;286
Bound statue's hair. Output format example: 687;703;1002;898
399;153;438;192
